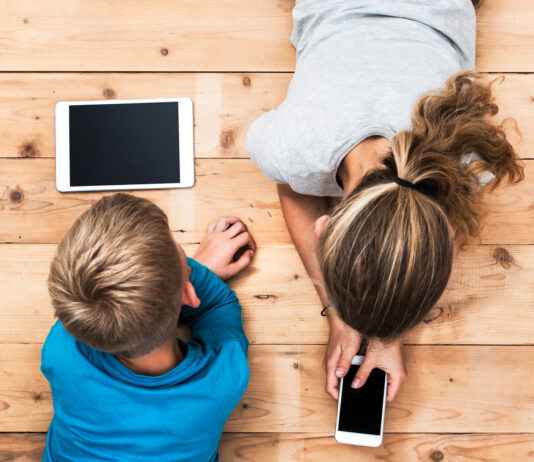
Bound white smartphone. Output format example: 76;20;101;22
335;355;388;447
55;98;194;192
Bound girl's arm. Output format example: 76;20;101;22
278;184;364;399
277;184;330;305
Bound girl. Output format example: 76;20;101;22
246;0;523;402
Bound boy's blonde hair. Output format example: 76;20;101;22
48;193;184;358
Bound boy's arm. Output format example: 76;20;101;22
180;258;248;353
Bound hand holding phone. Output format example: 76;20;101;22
335;355;387;447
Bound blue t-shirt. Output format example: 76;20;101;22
41;258;249;462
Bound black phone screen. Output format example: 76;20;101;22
69;102;180;186
338;365;386;435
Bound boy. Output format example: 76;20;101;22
41;193;256;461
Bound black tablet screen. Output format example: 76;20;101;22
69;102;180;186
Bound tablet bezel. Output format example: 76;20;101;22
55;97;194;192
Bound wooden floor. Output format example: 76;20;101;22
1;1;533;460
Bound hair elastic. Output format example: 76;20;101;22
393;176;419;190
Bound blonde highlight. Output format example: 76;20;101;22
318;71;524;341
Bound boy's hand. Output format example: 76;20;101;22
193;217;256;281
352;336;407;403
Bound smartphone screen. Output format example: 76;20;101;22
338;365;386;435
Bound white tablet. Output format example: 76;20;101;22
55;98;194;192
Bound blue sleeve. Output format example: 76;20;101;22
179;258;248;355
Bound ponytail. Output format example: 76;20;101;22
318;71;524;340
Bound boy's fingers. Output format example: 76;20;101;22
229;249;254;274
352;357;374;389
231;231;255;252
226;220;246;238
208;221;217;233
215;217;240;232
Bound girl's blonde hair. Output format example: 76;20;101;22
318;72;524;341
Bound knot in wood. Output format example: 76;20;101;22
10;188;23;204
103;88;116;99
220;130;235;150
242;76;251;86
430;450;444;461
20;141;40;158
160;48;169;56
493;247;514;270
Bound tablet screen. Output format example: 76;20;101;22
69;102;180;186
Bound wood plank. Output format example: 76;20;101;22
0;0;295;72
0;159;288;245
0;1;533;72
0;158;532;245
2;433;534;462
0;434;45;462
1;243;533;346
476;0;534;72
1;344;533;432
0;73;290;159
0;73;530;160
220;433;534;462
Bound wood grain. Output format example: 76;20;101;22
0;73;530;160
0;1;533;72
0;434;45;462
2;432;534;462
0;73;290;159
1;344;533;433
220;432;534;462
0;158;532;245
0;0;295;72
476;0;534;72
1;243;533;346
0;158;287;245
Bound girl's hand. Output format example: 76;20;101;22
352;336;407;403
323;310;364;400
193;217;256;280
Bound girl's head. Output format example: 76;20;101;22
317;72;524;342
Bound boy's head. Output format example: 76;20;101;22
48;193;185;358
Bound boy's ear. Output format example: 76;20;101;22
181;281;200;308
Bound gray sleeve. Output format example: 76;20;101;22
246;110;286;184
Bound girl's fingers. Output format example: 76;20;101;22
336;344;358;379
352;356;375;388
386;370;407;402
325;344;343;400
386;376;400;402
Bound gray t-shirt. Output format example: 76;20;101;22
246;0;476;196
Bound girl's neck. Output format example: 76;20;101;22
116;333;184;376
337;136;391;198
